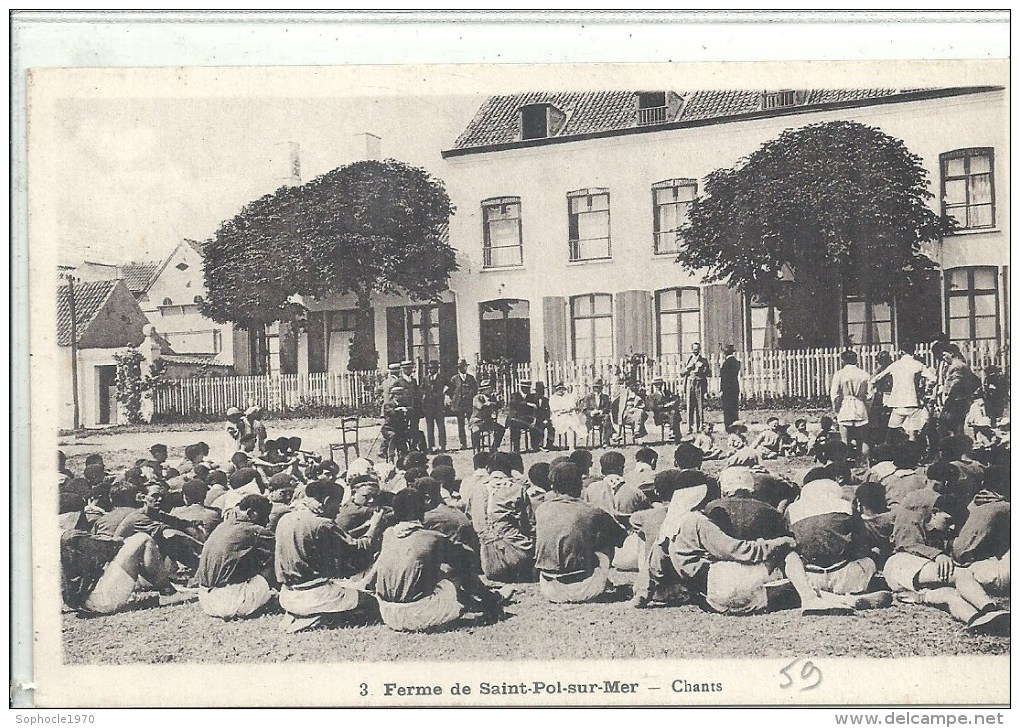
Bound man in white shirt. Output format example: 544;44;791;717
870;344;936;443
830;349;872;457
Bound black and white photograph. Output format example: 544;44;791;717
15;12;1010;711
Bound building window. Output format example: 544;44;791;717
406;305;440;364
763;90;797;109
941;148;995;230
844;296;894;346
520;104;550;140
652;179;697;255
656;288;701;358
482;196;523;268
946;267;999;342
568;189;611;262
637;91;668;126
571;294;613;360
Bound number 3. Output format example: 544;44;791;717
359;683;368;696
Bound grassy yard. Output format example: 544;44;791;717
57;408;1010;664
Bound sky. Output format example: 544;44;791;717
52;92;485;264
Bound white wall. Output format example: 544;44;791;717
442;90;1008;362
143;243;236;365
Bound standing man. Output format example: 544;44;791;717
830;349;872;457
682;342;710;434
447;359;478;451
224;407;250;465
399;360;425;452
940;344;981;441
421;360;448;454
720;345;741;432
870;343;938;444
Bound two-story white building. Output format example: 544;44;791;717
290;85;1007;373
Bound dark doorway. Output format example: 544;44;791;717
479;299;531;363
97;365;117;425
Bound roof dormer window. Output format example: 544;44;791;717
636;91;675;126
520;103;565;140
762;90;798;110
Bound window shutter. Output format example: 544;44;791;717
438;301;459;375
386;307;406;364
615;290;652;357
352;308;377;371
542;296;568;362
703;283;744;354
306;311;325;374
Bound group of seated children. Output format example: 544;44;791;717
59;414;1009;636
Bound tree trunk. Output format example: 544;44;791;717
348;290;378;371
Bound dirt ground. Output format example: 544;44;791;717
58;408;1010;664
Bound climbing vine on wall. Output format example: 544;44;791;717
113;348;167;424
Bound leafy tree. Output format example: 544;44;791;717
678;121;946;347
201;159;457;370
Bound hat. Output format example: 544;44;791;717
519;379;532;389
226;406;242;417
554;382;566;390
245;405;260;416
719;466;755;496
479;377;493;388
652;376;665;384
387;363;401;371
592;378;604;388
428;360;440;369
458;359;469;366
400;359;414;367
727;420;747;432
787;479;851;525
723;345;735;355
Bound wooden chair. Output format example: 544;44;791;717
328;416;360;470
472;429;493;454
586;422;607;449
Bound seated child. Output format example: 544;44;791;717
692;423;723;460
788;419;811;457
751;417;784;460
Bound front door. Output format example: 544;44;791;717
97;365;118;425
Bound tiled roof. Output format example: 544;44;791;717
56;279;118;346
119;261;159;293
447;87;978;153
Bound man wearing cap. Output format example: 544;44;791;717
398;360;426;452
421;360;448;453
507;380;537;453
579;379;613;445
720;345;741;431
445;359;478;450
465;452;535;582
681;342;710;434
469;377;505;452
535;462;627;603
224;407;250;465
613;379;649;442
380;376;413;460
645;376;681;442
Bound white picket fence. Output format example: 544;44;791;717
151;341;1008;417
151;371;382;417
